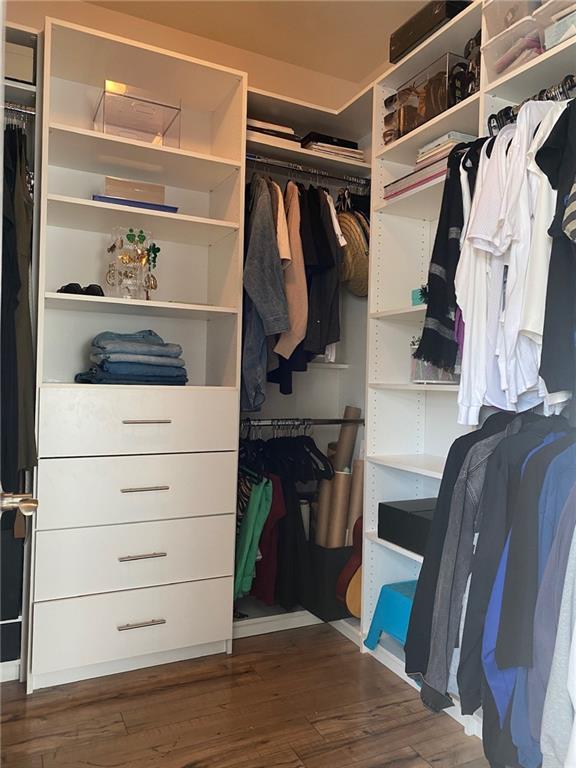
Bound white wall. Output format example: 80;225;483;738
6;0;359;108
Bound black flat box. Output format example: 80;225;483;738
378;498;436;556
390;1;470;64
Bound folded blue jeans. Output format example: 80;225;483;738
98;361;187;378
92;330;182;358
90;350;186;367
75;368;187;385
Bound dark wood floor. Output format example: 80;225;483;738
0;625;488;768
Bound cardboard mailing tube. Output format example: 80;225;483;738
326;470;352;548
333;406;362;471
315;478;332;546
346;459;364;545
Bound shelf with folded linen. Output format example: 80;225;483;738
41;305;238;388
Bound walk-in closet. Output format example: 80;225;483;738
2;1;576;767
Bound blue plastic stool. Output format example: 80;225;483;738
364;580;417;650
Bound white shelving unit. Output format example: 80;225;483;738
28;18;247;691
237;81;372;638
363;0;576;738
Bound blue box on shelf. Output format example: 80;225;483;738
364;580;417;650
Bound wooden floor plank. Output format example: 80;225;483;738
1;625;485;768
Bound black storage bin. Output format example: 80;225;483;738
1;621;21;662
1;509;24;620
299;542;353;622
378;498;436;556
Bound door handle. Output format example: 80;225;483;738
117;618;166;632
118;552;167;562
120;486;170;494
0;493;38;516
121;419;172;425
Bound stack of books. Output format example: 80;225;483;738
383;157;449;201
246;117;301;146
416;131;476;168
301;132;365;162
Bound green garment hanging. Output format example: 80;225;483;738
234;478;272;599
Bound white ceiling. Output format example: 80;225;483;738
91;1;425;83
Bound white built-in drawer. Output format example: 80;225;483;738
32;577;232;675
38;386;238;457
34;515;235;601
36;452;236;529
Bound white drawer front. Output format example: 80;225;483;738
38;386;238;457
34;515;235;601
32;577;232;675
37;452;237;529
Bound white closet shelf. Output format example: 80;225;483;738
44;292;238;319
369;382;458;393
246;133;371;177
376;1;483;89
365;531;424;564
370;306;426;321
375;174;445;220
308;362;350;370
4;78;36;107
367;453;445;479
247;85;373;142
41;382;238;391
48;124;241;191
46;194;239;247
375;93;480;166
485;33;576;101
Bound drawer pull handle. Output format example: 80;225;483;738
118;552;167;563
120;485;170;494
122;419;172;425
117;618;166;632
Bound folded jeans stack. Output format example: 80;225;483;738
75;330;188;385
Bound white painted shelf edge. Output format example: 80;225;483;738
48;122;242;170
44;292;238;318
232;610;322;639
367;454;445;479
46;194;239;231
365;532;424;564
370;306;426;320
369;382;458;392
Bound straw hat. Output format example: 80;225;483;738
338;211;369;297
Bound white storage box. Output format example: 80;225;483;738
544;8;576;49
484;0;541;40
482;16;543;80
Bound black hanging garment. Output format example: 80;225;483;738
413;143;471;371
2;128;22;492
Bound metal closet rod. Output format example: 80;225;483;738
246;153;370;187
241;417;365;427
4;102;35;116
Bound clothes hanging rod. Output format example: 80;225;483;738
246;153;370;186
241;417;365;427
4;102;35;116
487;73;575;134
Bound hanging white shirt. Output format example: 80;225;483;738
494;102;559;411
455;140;493;425
457;127;519;424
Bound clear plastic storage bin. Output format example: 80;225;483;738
383;52;471;145
94;80;181;147
484;0;541;40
